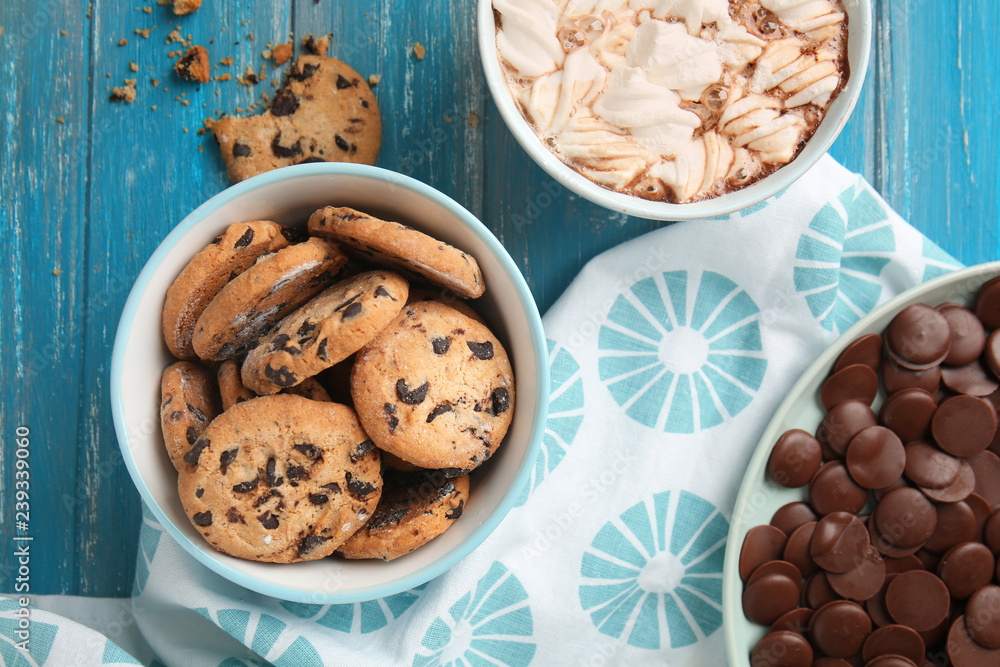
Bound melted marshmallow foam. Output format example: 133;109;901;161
495;0;849;203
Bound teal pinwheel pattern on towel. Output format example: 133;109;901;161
193;608;322;667
133;503;163;596
279;583;427;634
413;562;535;667
598;270;767;433
515;340;584;507
579;490;728;650
794;183;895;333
0;599;58;666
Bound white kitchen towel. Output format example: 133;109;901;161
0;154;964;666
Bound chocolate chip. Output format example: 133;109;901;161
232;475;260;493
192;511;212;526
195;487;205;498
387;415;399;432
298;534;331;556
374;285;395;300
290;62;319;81
264;364;297;387
183;438;209;465
489;387;510;415
432;336;451;355
342;301;363;320
384;403;397;414
233;142;252;158
350;439;375;462
270;87;300;117
245;72;260;85
253;489;282;508
445;500;464;520
226;507;246;524
271;134;302;158
321;482;341;493
336;74;351;89
345;472;377;498
227;270;239;282
297;321;317;337
370;507;410;531
185;426;198;445
396;379;429;405
467;341;494;360
317;339;328;361
308;493;328;505
286;465;307;481
265;457;283;488
360;99;369;108
219;448;238;472
270;333;291;351
171;410;182;421
257;511;279;529
335;135;351;152
279;226;307;243
426;404;453;423
293;443;322;460
187;403;207;422
233;228;255;249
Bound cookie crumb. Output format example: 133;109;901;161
217;73;232;82
413;42;425;60
303;33;330;56
262;48;272;60
56;117;65;124
181;100;191;106
60;29;68;36
118;38;128;46
151;77;159;87
467;111;480;128
219;56;233;66
129;61;139;72
110;79;137;103
368;74;381;86
175;45;210;83
172;0;202;15
135;27;152;39
151;104;157;110
143;6;152;13
52;268;61;276
272;42;292;65
167;28;183;44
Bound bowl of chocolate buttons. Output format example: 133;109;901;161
724;261;1000;666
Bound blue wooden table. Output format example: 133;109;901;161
1;0;997;597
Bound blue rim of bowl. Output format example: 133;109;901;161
110;162;551;603
721;261;1000;665
477;0;873;221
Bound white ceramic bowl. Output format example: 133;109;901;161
722;262;1000;665
110;163;549;603
478;0;872;221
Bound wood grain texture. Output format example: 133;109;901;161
0;0;998;596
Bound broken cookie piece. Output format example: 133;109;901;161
172;0;202;16
174;45;210;83
211;55;382;183
110;79;137;103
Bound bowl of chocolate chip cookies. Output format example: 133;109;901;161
110;162;549;602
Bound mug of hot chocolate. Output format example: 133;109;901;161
479;0;872;220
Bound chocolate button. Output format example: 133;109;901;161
783;522;819;579
947;615;1000;666
966;493;992;543
827;547;886;601
886;304;952;368
743;573;801;625
846;426;906;489
740;525;789;580
869;516;923;558
932;395;997;457
862;624;926;663
920;459;975;503
975;276;1000;329
768;429;824;488
874;487;937;549
810;512;871;573
802;572;842;610
940;305;987;366
941;360;999;397
879;389;937;444
968;450;1000;509
809;462;870;516
770;607;814;635
749;630;813;667
882;358;943;395
885;570;950;631
986;329;1000;379
865;657;918;667
922;500;976;554
834;333;883;373
748;560;803;586
903;440;961;489
938;542;994;599
809;599;872;658
984;510;1000;554
822;363;879;409
965;586;1000;649
771;502;819;536
866;573;899;628
817;400;878;459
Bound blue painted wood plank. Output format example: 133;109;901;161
0;0;92;596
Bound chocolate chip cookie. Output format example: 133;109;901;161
241;270;409;395
217;359;257;410
162;220;290;359
177;395;383;563
191;237;347;361
283;377;332;402
160;362;221;471
338;470;469;561
351;301;514;472
212;56;381;183
407;286;485;324
308;207;485;299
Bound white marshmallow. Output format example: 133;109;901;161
751;39;841;107
626;20;721;99
525;48;607;134
719;92;806;163
715;23;766;70
760;0;844;36
628;0;731;35
495;0;567;78
555;115;660;189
